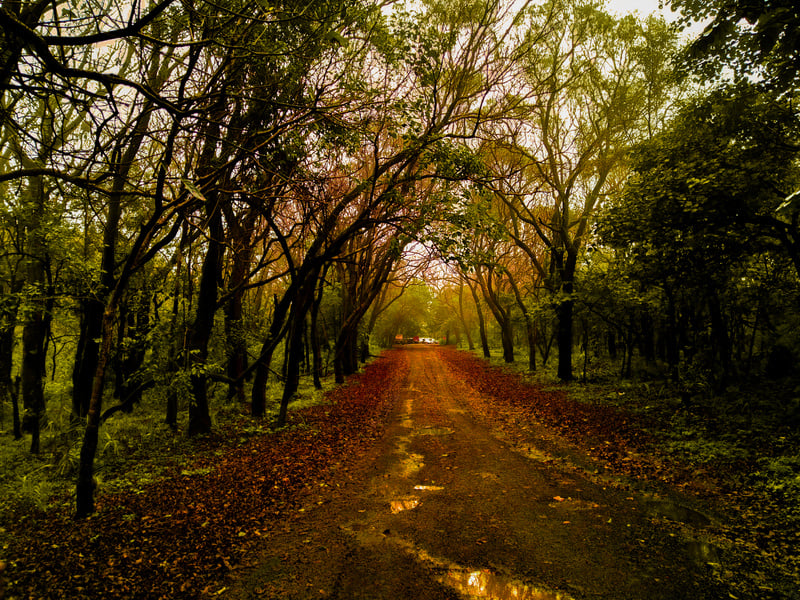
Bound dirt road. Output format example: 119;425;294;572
227;346;725;599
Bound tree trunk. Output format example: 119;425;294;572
224;290;248;403
277;309;304;428
478;270;514;363
640;310;656;362
665;286;679;381
277;278;318;427
20;174;48;454
76;306;116;518
607;329;617;359
582;319;589;382
186;201;223;437
0;281;21;438
251;346;275;418
500;321;515;363
72;300;104;418
708;293;731;391
165;222;188;431
11;377;21;440
333;326;358;384
457;280;475;351
251;291;293;417
113;286;150;411
507;273;536;371
467;279;491;358
309;274;327;390
556;294;574;381
556;249;578;382
223;208;255;402
538;319;556;367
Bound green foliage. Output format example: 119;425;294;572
424;140;488;181
662;436;752;466
595;80;800;384
670;0;800;89
754;454;800;494
602;83;800;283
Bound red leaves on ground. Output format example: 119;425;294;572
2;350;409;600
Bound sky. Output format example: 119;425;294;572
606;0;677;19
606;0;709;37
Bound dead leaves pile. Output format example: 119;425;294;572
2;350;409;600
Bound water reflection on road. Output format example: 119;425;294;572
390;497;421;513
440;567;571;600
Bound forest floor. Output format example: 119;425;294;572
1;345;798;599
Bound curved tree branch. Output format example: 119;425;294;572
0;6;184;115
40;0;177;46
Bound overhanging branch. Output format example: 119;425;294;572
0;6;184;115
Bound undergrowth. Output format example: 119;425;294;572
0;373;337;518
464;346;800;482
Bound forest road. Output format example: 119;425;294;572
225;346;724;600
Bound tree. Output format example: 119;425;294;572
605;83;800;281
669;0;800;90
473;247;517;364
71;37;176;420
3;85;91;451
600;82;800;384
333;227;408;383
480;0;680;380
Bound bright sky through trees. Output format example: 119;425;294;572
606;0;708;36
606;0;671;17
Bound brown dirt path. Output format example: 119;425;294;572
225;346;725;600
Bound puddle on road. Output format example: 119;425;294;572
415;426;455;436
342;520;573;600
399;451;425;477
393;430;424;478
390;497;421;513
414;485;445;491
399;395;415;428
440;567;572;600
519;446;554;463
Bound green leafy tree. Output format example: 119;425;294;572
670;0;800;89
600;82;800;383
604;83;800;283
